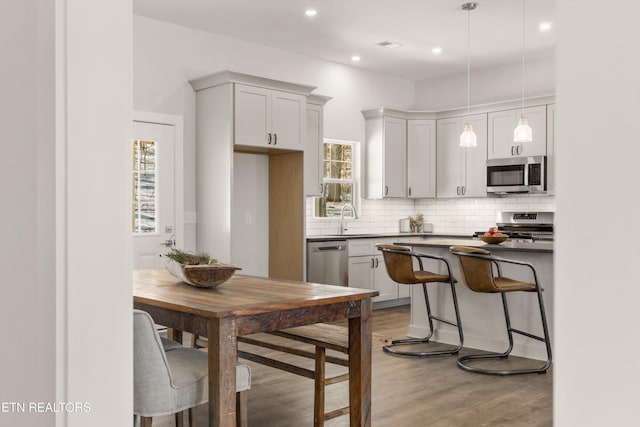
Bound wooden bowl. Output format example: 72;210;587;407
479;235;508;245
164;258;241;288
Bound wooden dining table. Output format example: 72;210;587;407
133;269;378;427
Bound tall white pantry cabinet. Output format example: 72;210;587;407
189;70;322;280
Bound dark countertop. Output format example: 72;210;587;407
306;232;472;242
394;238;554;253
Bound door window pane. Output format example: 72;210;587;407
132;140;157;234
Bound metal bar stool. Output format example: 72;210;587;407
376;244;464;357
449;245;552;376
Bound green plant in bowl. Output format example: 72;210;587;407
164;248;217;265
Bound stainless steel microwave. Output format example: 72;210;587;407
486;155;546;194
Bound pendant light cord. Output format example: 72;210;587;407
467;6;471;115
521;0;526;110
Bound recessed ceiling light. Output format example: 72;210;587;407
378;41;402;49
432;46;443;55
305;9;317;17
539;21;552;32
351;55;361;62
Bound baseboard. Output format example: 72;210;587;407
373;297;410;310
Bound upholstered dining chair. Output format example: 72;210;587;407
133;309;251;427
449;246;552;375
376;244;464;357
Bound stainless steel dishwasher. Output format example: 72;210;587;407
307;240;348;286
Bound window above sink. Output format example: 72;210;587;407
313;139;359;219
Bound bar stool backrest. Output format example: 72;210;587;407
376;244;417;284
450;246;499;293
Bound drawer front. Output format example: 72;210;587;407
347;237;397;257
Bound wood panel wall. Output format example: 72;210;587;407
269;151;304;280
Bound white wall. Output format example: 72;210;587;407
1;1;133;427
555;1;640;425
61;1;134;426
415;56;555;111
1;2;56;425
133;15;417;252
232;153;269;276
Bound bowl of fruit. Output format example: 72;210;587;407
479;227;508;244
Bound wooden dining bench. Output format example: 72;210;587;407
193;323;389;426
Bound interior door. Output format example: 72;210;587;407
132;120;176;269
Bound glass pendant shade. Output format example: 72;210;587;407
513;115;533;143
460;123;477;147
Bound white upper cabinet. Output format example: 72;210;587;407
407;119;436;199
436;114;488;198
235;83;306;150
363;110;436;200
304;95;331;196
364;114;407;198
488;105;547;159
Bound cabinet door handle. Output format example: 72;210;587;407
517;145;522;155
320;183;323;194
370;258;375;268
462;186;466;195
456;186;460;195
375;258;379;268
511;146;515;156
273;133;277;145
408;187;412;197
267;133;272;144
384;185;389;196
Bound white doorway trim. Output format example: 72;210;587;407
133;111;185;250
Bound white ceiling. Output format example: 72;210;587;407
133;0;555;82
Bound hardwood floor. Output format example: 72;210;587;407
153;305;552;427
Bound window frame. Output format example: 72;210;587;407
313;139;358;219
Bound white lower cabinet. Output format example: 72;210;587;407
347;238;408;304
348;255;397;302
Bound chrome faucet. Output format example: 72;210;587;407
340;204;358;234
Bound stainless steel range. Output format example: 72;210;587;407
474;211;555;242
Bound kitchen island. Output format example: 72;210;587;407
393;238;553;361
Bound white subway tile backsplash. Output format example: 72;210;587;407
306;195;556;236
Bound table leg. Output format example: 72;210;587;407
167;328;183;345
208;317;237;427
348;298;373;427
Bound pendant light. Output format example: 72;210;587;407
460;2;477;148
514;0;533;143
